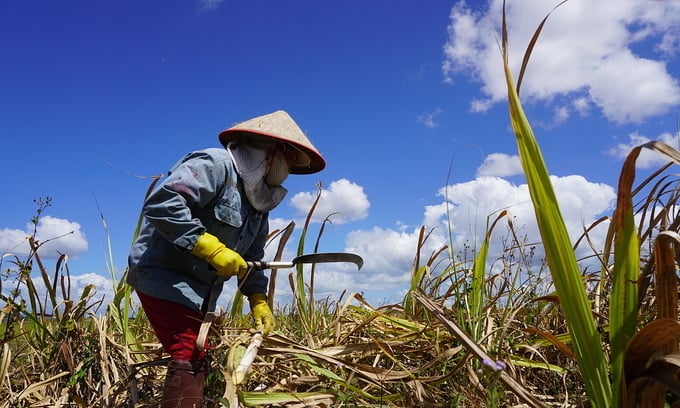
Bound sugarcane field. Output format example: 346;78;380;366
2;0;680;407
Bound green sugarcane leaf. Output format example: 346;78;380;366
504;63;611;407
501;1;611;406
470;210;507;338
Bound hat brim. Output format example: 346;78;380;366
219;129;325;174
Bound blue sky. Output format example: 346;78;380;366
1;0;679;309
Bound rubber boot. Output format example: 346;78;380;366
161;359;207;408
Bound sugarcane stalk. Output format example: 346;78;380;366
233;332;263;384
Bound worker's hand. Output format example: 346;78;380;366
249;294;275;335
192;232;248;278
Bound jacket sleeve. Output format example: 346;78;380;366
141;150;231;251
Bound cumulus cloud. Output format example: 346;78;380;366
422;175;615;268
289;178;370;224
1;272;117;316
346;227;424;278
254;225;439;305
607;131;680;168
476;153;523;177
432;175;614;236
301;174;617;304
0;215;88;260
442;0;680;124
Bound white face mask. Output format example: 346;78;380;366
265;150;290;186
227;141;288;212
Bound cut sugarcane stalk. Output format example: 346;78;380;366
232;332;263;384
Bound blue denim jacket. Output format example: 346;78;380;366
127;148;269;313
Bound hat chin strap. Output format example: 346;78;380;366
227;142;287;212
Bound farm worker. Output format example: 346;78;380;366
126;110;325;407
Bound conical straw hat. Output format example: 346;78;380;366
218;110;325;174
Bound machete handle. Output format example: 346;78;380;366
247;260;268;270
247;260;294;270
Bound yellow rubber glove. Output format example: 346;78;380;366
249;294;275;335
191;232;248;278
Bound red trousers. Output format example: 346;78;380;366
137;292;209;361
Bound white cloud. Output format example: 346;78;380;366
289;178;370;224
423;175;615;265
470;98;494;113
443;0;680;124
553;105;570;124
476;153;523;177
417;108;443;128
589;51;679;123
293;174;617;305
658;27;679;57
572;97;590;116
1;272;116;316
0;216;88;260
346;227;422;276
607;131;680;168
67;272;116;309
198;0;224;13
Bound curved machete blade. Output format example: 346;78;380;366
247;252;364;270
292;252;364;270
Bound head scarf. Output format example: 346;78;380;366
227;141;287;212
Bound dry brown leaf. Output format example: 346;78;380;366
624;318;680;383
